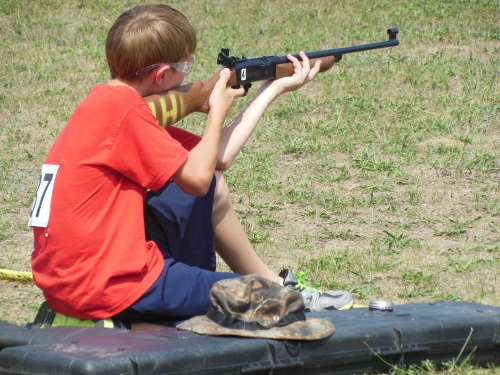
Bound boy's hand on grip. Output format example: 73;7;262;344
209;68;245;122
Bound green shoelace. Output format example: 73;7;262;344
295;270;321;293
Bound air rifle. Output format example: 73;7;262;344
144;28;399;128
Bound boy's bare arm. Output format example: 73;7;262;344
171;69;245;196
216;52;321;171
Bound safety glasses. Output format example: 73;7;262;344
135;56;195;76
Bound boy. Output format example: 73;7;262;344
30;4;353;328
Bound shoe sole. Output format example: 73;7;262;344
337;299;355;310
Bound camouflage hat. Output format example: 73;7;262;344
177;275;335;340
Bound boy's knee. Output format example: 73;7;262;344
213;171;231;213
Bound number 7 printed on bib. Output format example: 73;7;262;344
29;164;60;228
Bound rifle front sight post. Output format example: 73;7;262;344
387;28;399;40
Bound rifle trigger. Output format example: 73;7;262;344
242;83;252;96
232;83;252;96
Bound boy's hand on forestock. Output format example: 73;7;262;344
271;51;321;95
209;68;245;123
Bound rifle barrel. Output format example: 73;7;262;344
278;28;400;63
302;39;399;60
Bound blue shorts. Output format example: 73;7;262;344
113;176;239;326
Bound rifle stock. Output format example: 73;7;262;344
144;28;399;128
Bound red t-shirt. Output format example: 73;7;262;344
31;84;200;319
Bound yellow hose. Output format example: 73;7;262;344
0;268;34;283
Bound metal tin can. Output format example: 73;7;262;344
369;300;394;312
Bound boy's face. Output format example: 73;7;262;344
160;55;194;90
162;68;187;90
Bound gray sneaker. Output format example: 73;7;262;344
279;269;354;312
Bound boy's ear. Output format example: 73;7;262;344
155;65;170;85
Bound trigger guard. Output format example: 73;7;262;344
242;83;252;96
231;83;252;97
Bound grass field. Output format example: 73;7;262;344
0;0;499;373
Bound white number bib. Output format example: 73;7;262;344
28;164;60;228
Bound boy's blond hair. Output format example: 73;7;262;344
106;4;196;80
